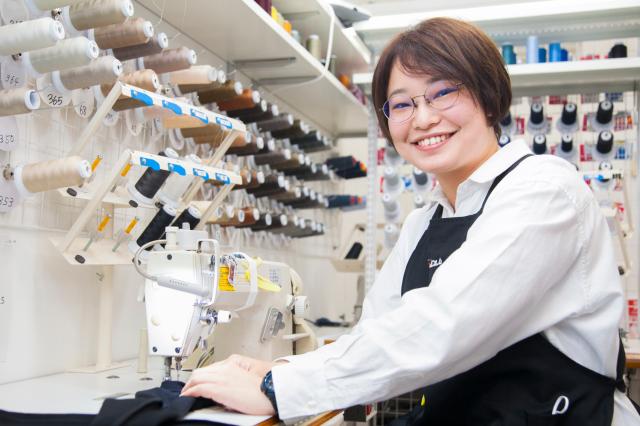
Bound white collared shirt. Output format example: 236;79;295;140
273;140;640;423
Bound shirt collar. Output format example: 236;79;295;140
467;139;532;184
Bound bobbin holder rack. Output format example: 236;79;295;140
51;82;245;266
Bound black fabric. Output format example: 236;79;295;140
0;381;218;426
398;154;625;425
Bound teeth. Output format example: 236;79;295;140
417;134;450;147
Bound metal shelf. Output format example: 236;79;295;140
353;57;640;97
355;0;640;52
136;0;370;137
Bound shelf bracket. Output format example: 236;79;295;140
233;57;297;69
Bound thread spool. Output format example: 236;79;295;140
216;89;261;112
556;102;578;134
112;32;168;62
172;205;201;230
526;35;538;64
176;69;227;94
383;224;399;249
142;47;197;75
500;112;512;127
501;43;516;65
305;34;321;60
196;81;243;104
65;0;134;32
529;103;544;125
382;193;401;222
257;114;294;132
12;156;91;197
228;100;268;118
549;42;562;62
498;135;511;147
609;43;627;59
0;88;40;117
413;167;428;188
326;155;356;171
383;166;402;196
23;37;99;75
118;69;160;92
270;119;309;139
413;194;425;209
169;65;217;85
57;56;122;91
596;131;614;155
92;17;153;50
532;134;547;154
560;134;573;153
156;154;201;207
128;148;179;206
0;18;65;56
131;204;177;254
596;100;613;126
538;47;547;63
32;0;83;9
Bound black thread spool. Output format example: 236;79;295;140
529;103;544;125
596;101;613;126
608;43;627;59
129;149;179;205
498;135;511;147
227;101;268;119
256;114;294;132
173;205;201;230
270;119;309;139
560;134;574;153
533;134;547;154
290;131;322;147
326;155;356;171
596;131;614;155
136;204;177;251
413;167;428;186
561;103;577;126
337;162;366;179
345;242;363;259
249;213;272;231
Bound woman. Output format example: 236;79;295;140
181;18;640;424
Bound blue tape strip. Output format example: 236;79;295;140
168;163;186;176
130;90;153;106
139;157;161;171
192;168;209;180
162;100;182;115
190;108;209;124
214;172;231;184
215;116;232;130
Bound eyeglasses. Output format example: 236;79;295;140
382;82;464;123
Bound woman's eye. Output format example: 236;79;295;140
392;102;411;110
433;88;456;99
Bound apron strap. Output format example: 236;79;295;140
616;336;627;392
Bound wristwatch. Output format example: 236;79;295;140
260;370;278;415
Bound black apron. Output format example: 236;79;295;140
398;155;628;426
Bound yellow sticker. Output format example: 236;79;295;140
421;395;426;406
218;266;235;292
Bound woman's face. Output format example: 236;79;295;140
386;61;497;180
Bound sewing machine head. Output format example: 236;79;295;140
136;226;306;376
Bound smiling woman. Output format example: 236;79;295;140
181;17;640;426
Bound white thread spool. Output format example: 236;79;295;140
156;154;202;208
22;37;99;76
169;65;218;85
12;156;91;197
384;223;399;249
62;0;134;33
383;166;403;197
382;193;402;223
0;87;40;116
0;18;65;56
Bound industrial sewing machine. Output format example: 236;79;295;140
132;225;317;379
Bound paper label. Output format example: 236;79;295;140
0;59;26;89
0;176;20;214
72;89;95;119
0;0;28;25
39;83;71;108
0;116;19;151
103;110;119;127
124;109;143;136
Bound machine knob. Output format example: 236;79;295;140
293;296;309;318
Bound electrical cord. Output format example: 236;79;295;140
133;238;167;280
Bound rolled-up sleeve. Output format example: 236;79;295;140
273;178;585;420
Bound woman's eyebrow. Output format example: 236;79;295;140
387;88;407;97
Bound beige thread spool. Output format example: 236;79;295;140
103;69;159;111
92;17;153;50
216;89;261;112
169;65;218;85
142;47;197;75
180;125;224;140
112;32;168;62
67;0;134;31
24;36;99;75
0;18;65;56
32;0;83;10
162;115;207;129
196;80;243;104
0;88;41;117
13;156;91;196
57;55;122;90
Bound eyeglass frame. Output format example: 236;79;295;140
381;82;465;124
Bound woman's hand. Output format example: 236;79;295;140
181;354;286;416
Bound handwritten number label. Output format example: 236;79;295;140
0;195;14;208
0;60;26;90
0;116;19;151
0;176;19;213
72;89;95;119
40;85;70;108
0;296;5;304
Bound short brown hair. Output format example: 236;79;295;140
372;17;511;142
